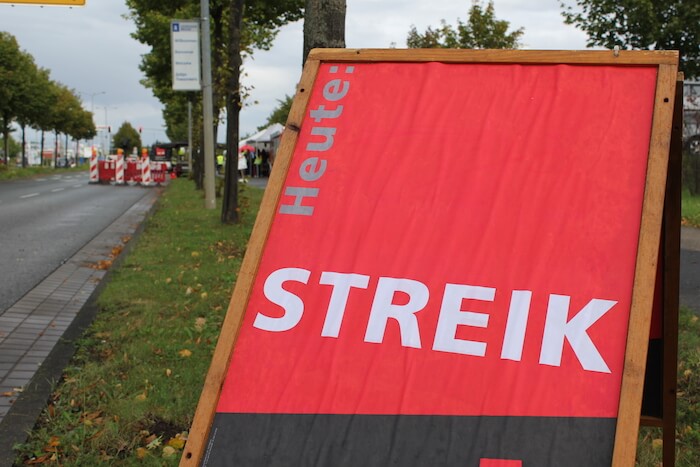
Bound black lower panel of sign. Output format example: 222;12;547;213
202;413;615;466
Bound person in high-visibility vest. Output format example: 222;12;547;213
216;153;225;174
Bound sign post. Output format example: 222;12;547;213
182;49;678;466
170;20;201;92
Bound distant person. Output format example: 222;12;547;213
216;153;224;174
260;149;270;177
238;150;248;182
253;151;262;177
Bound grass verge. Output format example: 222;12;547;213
9;178;700;465
12;178;261;465
0;163;87;181
682;189;700;227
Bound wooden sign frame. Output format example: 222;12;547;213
638;73;683;467
182;49;678;466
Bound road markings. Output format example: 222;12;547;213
72;184;82;188
51;188;65;193
20;193;40;199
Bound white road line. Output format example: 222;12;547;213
72;184;82;188
51;188;65;193
21;193;40;199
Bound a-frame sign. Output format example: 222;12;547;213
182;49;678;466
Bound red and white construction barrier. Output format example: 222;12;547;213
141;156;152;186
89;150;99;183
115;153;125;185
95;156;168;187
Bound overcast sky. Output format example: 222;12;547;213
0;0;590;147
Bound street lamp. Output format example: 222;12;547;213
78;91;106;151
95;105;118;155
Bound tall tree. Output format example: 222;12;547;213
560;0;700;79
406;1;524;49
112;122;141;155
222;0;304;223
303;0;346;66
0;32;34;164
222;0;245;224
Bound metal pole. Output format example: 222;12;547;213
188;99;193;171
200;0;216;209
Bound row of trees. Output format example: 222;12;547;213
0;32;96;167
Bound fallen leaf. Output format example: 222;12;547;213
136;447;148;459
185;287;193;295
165;368;172;377
135;393;147;401
167;437;186;450
162;446;177;458
191;251;200;258
194;317;206;332
178;349;192;358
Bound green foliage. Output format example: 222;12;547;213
0;133;20;160
560;0;700;79
406;1;524;49
112;122;143;155
12;179;263;464
258;94;293;130
0;32;94;163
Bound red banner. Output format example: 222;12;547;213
216;62;657;419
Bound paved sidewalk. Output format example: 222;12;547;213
0;187;160;464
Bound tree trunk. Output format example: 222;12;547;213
221;0;244;224
40;130;45;166
21;124;26;168
303;0;346;66
1;115;9;166
54;130;59;169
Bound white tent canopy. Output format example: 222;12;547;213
239;123;284;150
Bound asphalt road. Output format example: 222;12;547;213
0;172;151;314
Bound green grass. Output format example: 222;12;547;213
10;178;700;465
682;189;700;227
12;178;261;465
0;162;87;181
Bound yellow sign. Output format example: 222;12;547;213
0;0;85;5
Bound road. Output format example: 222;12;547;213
0;172;152;314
